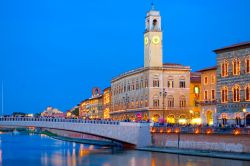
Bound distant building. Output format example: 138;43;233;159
66;105;80;118
79;87;103;119
198;66;217;125
110;6;191;124
41;106;64;118
214;42;250;126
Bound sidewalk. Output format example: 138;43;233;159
137;147;250;161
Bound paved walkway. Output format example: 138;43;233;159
137;147;250;161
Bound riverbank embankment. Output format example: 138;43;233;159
137;147;250;161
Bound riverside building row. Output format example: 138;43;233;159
68;6;250;126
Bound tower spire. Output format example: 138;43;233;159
151;2;155;10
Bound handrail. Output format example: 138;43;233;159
0;117;120;125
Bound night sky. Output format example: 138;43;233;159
1;0;250;114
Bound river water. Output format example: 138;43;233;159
0;133;249;166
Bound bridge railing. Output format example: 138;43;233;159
0;117;120;125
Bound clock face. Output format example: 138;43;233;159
144;36;149;45
152;36;160;45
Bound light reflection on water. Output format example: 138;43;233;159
0;133;249;166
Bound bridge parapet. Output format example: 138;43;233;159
0;117;151;148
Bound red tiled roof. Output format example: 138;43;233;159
197;66;217;72
214;41;250;53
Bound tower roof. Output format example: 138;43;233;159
147;3;160;17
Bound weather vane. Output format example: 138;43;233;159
151;0;156;10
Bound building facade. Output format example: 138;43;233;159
215;42;250;126
198;66;217;125
79;87;103;119
110;7;191;123
189;72;201;124
103;87;112;119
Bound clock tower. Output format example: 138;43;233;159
144;5;163;68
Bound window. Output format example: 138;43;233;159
131;82;135;90
153;80;160;87
204;76;208;85
168;80;174;88
204;91;208;100
167;96;174;108
179;80;185;88
153;95;159;108
246;57;250;73
211;90;215;100
153;99;159;108
179;96;186;108
127;83;130;91
145;79;148;88
245;85;250;101
211;75;215;84
232;85;240;102
232;58;241;75
140;80;144;89
194;86;199;95
221;86;228;103
136;81;139;90
221;60;229;77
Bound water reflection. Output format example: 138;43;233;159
0;133;249;166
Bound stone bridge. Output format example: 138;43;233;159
0;117;151;148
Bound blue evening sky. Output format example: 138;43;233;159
0;0;250;114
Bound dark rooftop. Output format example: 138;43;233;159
190;72;201;83
197;66;217;72
214;41;250;53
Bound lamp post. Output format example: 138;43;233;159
160;88;167;124
243;108;247;127
123;93;129;120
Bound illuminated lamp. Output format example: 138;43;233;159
175;128;180;133
234;129;241;135
166;128;172;134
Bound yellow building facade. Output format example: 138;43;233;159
189;72;201;124
198;66;217;125
103;87;111;119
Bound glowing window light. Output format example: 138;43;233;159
191;118;202;125
178;119;187;124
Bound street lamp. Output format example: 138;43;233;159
160;88;167;124
123;93;129;120
243;108;247;127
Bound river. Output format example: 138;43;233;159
0;133;249;166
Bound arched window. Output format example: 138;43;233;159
153;95;159;108
179;77;186;88
168;76;174;88
245;57;250;74
153;79;160;87
153;19;158;30
167;95;174;108
245;85;250;101
179;95;186;108
232;58;241;75
221;60;229;77
232;85;240;102
145;79;148;88
221;86;228;103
